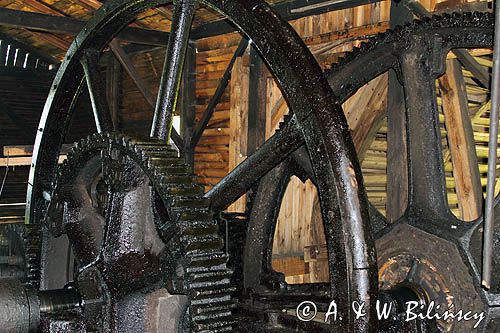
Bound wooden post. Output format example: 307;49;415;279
228;50;250;212
343;73;388;160
386;2;412;222
106;55;121;130
247;47;268;155
439;58;482;220
180;42;197;166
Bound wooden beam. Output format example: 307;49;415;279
0;155;66;167
190;37;248;149
228;51;250;211
191;0;384;39
344;73;388;160
106;54;121;130
109;40;155;104
76;0;154;29
303;22;389;47
23;0;61;16
3;144;73;156
109;40;184;150
29;31;71;51
77;0;103;11
386;2;412;222
438;58;483;220
455;49;490;89
0;7;169;47
247;46;268;155
20;0;84;51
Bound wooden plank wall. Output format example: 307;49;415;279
195;35;240;191
0;66;94;224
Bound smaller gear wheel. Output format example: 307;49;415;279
40;132;235;332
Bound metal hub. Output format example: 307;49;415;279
377;223;485;332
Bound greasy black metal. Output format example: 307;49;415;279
38;288;82;313
46;132;235;331
243;158;295;292
180;42;196;165
206;114;304;213
234;11;497;332
327;11;496;329
482;0;500;289
402;36;449;217
404;0;491;88
150;0;197;141
0;278;40;331
29;0;383;331
23;224;41;287
189;37;249;149
377;223;486;331
81;48;113;133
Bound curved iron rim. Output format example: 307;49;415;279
27;0;377;331
244;12;495;332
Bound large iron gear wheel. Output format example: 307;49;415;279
27;0;377;331
234;11;498;332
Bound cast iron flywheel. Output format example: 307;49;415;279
12;0;375;332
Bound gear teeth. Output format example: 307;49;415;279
179;220;219;237
191;319;236;332
152;164;191;175
171;197;210;210
164;184;205;197
177;210;213;221
187;253;229;272
182;234;223;253
190;283;236;299
49;133;234;332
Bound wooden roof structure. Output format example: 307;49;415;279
0;0;331;61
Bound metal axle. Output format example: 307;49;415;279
0;278;81;332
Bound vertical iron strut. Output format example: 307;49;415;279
151;0;197;141
482;0;500;289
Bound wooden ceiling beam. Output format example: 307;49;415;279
16;0;73;51
0;7;169;46
22;0;62;16
29;31;71;50
191;0;384;39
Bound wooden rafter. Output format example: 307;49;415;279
11;0;73;51
0;7;169;46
